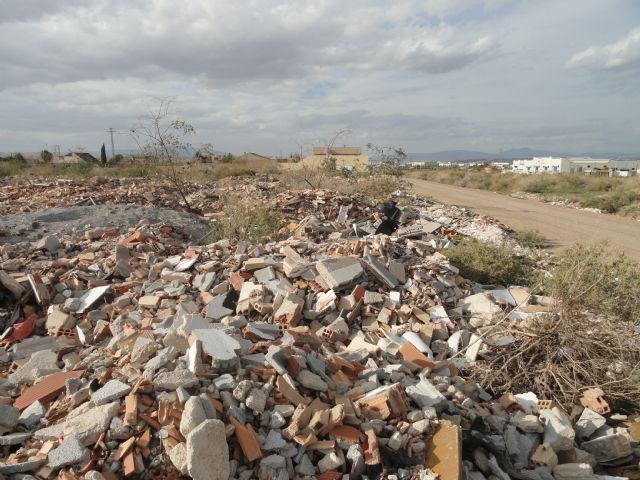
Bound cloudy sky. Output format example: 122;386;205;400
1;0;639;156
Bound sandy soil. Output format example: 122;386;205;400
409;178;640;260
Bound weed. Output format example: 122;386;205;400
515;229;548;249
211;199;281;244
0;159;25;177
546;243;640;322
444;238;532;286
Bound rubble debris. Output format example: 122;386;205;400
0;181;636;479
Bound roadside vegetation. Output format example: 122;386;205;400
416;167;640;215
445;238;536;286
458;239;640;408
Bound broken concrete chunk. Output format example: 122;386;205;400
153;368;199;391
91;379;131;406
48;435;89;469
63;401;120;446
316;257;364;290
406;378;447;412
186;419;229;480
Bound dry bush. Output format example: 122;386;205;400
470;244;640;410
210;198;281;244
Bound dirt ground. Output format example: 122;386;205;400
409;178;640;260
0;204;212;244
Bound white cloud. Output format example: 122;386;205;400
567;27;640;71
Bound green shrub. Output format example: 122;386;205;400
219;153;234;164
445;238;532;286
211;199;281;243
579;187;639;213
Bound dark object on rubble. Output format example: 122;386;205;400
375;200;401;235
223;288;239;311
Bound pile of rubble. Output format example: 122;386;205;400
0;187;637;480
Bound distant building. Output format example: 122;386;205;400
235;152;276;163
491;161;512;170
512;157;640;176
57;152;99;164
300;146;369;170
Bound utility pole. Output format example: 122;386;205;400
107;128;115;159
53;144;61;161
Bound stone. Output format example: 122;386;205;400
530;443;558;469
138;295;161;309
91;379;131;406
363;254;399;288
581;434;632;463
552;463;598;480
131;336;159;363
406;378;447;412
504;425;538;470
246;388;267;414
48;436;89;469
186;419;229;480
0;432;32;446
154;369;199;390
388;431;404;450
540;407;575;452
297;370;328;392
36;235;60;253
46;309;75;330
9;349;60;386
263;430;287;451
296;453;316;476
575;408;606;439
63;401;120;446
109;416;131;440
318;451;344;473
145;346;177;372
84;471;107;480
204;294;233;321
192;329;240;371
180;396;207;437
18;401;45;429
316;257;364;290
0;405;20;431
168;442;189;475
233;380;253;401
0;459;45;475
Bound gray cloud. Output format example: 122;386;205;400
567;27;640;72
0;0;638;155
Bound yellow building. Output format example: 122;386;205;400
300;146;369;171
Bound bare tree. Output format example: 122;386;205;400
322;128;351;170
130;97;197;212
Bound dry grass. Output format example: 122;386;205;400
470;243;640;411
277;167;401;201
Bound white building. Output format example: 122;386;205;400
512;157;640;176
512;157;565;174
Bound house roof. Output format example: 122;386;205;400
67;152;98;162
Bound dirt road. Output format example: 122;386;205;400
409;178;640;259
